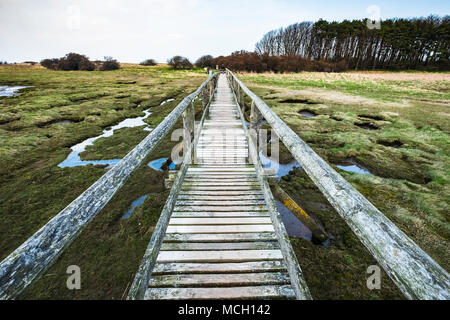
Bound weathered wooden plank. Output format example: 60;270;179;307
188;167;255;172
182;182;259;187
172;211;270;218
173;205;266;212
177;195;265;200
175;200;266;206
156;250;283;263
168;217;272;225
164;232;277;242
148;272;290;288
145;285;295;300
181;186;260;191
179;190;263;196
152;261;286;275
160;241;279;251
166;225;275;234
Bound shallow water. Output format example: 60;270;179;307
299;110;316;118
148;158;176;172
0;85;32;97
276;200;312;240
336;160;372;175
259;151;301;180
160;98;175;106
122;195;149;219
58;109;152;168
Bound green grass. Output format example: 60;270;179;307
240;71;449;299
0;64;206;299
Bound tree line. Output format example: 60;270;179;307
255;15;449;71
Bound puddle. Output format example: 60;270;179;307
359;114;384;121
148;158;176;172
336;159;372;175
276;200;312;240
298;110;316;118
58;109;152;168
378;139;403;148
122;195;149;219
259;151;301;181
280;99;318;105
355;122;378;130
160;98;175;106
56;120;73;126
0;85;33;97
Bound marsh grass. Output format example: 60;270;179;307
242;71;449;299
0;64;206;299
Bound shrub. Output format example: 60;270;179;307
100;56;120;71
57;53;95;71
40;58;60;70
167;56;193;69
140;59;157;66
195;55;214;68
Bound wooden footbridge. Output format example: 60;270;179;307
0;72;449;300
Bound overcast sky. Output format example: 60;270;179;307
0;0;449;63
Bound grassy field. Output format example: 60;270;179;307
0;65;448;299
239;71;449;299
0;63;206;299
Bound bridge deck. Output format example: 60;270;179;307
145;74;296;299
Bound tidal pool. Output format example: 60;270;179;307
58;109;152;168
0;85;32;97
259;151;301;181
276;200;312;241
122;195;149;219
148;158;176;172
336;159;372;175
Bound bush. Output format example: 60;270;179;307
100;56;120;71
140;59;157;66
40;53;120;71
167;56;193;69
40;58;60;70
195;55;214;68
57;53;95;71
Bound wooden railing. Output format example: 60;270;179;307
226;69;450;300
0;73;218;300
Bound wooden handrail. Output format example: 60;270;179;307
226;69;450;300
0;73;218;300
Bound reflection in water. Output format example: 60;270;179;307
259;151;301;181
122;195;149;219
58;109;152;168
299;110;316;118
0;85;32;97
148;158;176;172
336;160;372;175
276;200;312;241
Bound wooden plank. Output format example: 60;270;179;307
160;241;279;251
182;182;258;187
179;190;263;195
181;186;260;191
156;250;283;262
152;261;287;275
172;212;270;218
168;217;272;225
173;205;266;212
148;272;290;288
188;167;255;172
145;285;295;300
175;200;266;206
166;225;275;234
176;195;265;200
